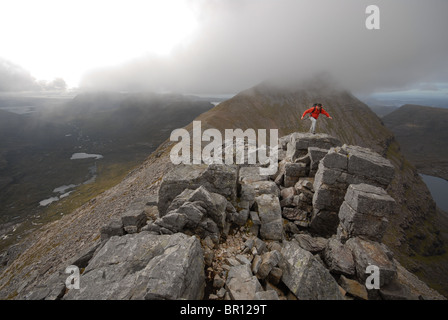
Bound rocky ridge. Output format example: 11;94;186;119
22;132;444;300
189;80;448;294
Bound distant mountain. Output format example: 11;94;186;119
382;104;448;181
193;79;394;153
368;105;399;118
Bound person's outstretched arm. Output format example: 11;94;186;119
321;108;332;119
301;108;312;120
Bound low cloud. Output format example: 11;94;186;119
79;0;448;95
0;58;68;92
0;58;38;92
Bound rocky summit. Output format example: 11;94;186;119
20;132;445;300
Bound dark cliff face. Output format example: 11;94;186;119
187;80;447;295
382;104;448;181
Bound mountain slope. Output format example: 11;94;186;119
1;78;447;298
382;104;448;181
0;92;213;251
195;80;393;153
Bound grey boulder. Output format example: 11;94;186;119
226;264;263;300
64;232;205;300
323;238;356;277
279;240;344;300
121;209;147;234
293;233;328;253
338;183;395;242
158;164;237;215
346;237;397;288
254;194;283;241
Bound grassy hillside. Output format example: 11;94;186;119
0;93;213;250
382;104;448;180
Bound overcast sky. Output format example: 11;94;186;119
1;0;447;95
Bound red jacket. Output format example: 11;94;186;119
302;106;331;119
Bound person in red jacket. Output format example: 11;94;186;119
300;103;333;134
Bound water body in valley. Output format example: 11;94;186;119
420;174;448;212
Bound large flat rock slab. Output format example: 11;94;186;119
286;133;342;161
64;232;205;300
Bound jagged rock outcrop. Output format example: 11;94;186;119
311;144;395;236
337;183;395;242
150;186;229;244
21;132;445;300
286;133;342;162
157;164;238;216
